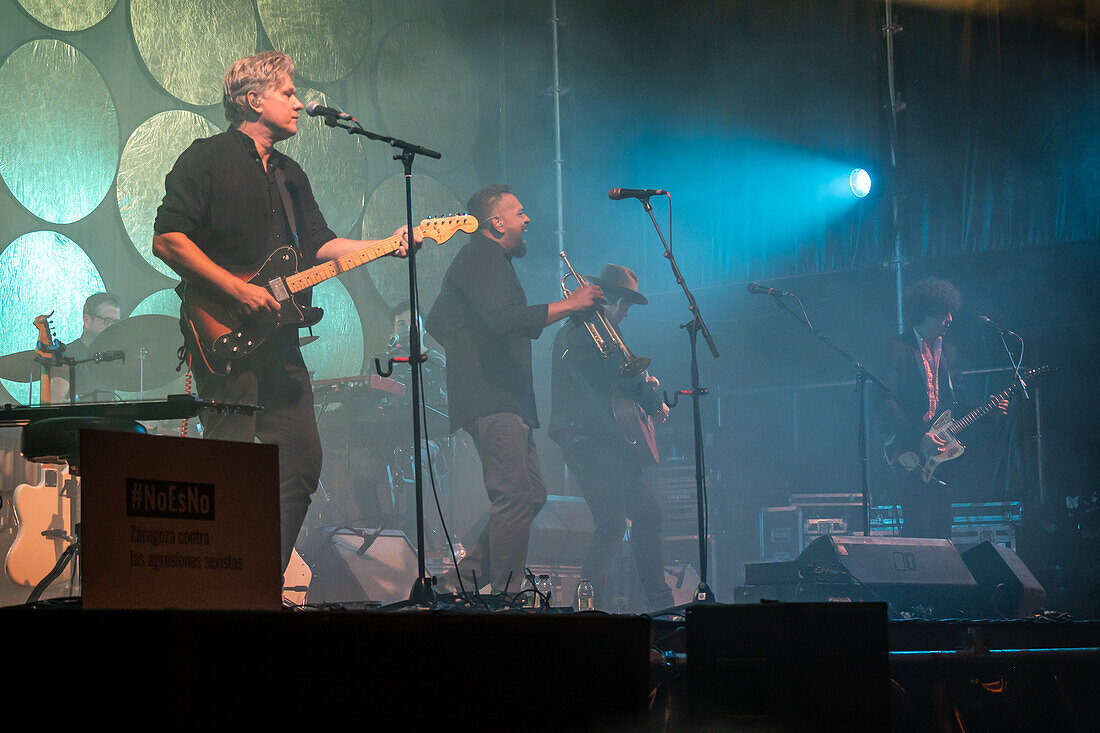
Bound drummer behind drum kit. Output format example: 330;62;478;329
0;314;184;403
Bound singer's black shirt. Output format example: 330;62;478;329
425;233;548;433
154;127;336;267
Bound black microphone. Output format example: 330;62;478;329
608;187;667;200
747;282;790;297
94;350;125;363
304;101;353;121
978;315;1019;337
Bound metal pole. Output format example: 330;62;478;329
884;0;906;333
550;0;566;272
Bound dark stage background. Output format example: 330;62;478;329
1;0;1097;613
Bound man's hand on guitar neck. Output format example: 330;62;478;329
992;394;1010;416
389;223;423;257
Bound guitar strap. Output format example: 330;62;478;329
273;166;300;249
273;165;311;308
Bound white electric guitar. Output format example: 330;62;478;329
886;365;1051;483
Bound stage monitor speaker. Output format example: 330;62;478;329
687;602;890;731
797;535;977;616
961;541;1046;618
304;529;417;606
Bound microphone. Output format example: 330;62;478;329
94;350;125;363
978;315;1020;337
608;187;667;200
304;101;353;121
747;282;790;297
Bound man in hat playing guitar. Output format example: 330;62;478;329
549;264;674;611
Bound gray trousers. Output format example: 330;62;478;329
457;412;546;592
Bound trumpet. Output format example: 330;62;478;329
559;251;650;377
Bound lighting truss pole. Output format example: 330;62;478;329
883;0;906;334
550;0;567;275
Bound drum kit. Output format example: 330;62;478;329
0;314;183;403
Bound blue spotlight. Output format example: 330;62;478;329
849;168;871;198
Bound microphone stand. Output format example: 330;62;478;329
637;195;720;604
768;295;888;536
323;113;442;605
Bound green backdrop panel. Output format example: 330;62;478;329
16;0;117;32
279;88;367;237
0;39;119;225
131;0;257;106
374;22;478;168
0;231;105;404
301;278;364;380
257;0;370;83
359;173;464;313
117;110;221;279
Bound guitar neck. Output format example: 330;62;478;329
947;386;1012;437
284;229;413;294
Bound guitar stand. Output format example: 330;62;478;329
28;519;80;604
19;415;147;605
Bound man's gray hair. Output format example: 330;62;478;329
223;51;295;126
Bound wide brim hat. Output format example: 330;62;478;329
587;264;648;305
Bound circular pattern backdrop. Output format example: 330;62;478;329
16;0;117;32
257;0;370;83
0;232;105;404
117;110;221;279
131;0;257;106
0;40;119;224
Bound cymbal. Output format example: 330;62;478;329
86;314;183;392
0;350;42;382
300;335;319;347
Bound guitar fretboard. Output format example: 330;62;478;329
947;387;1012;437
284;231;409;294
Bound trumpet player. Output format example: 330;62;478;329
549;264;674;612
426;184;604;594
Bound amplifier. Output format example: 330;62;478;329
759;506;801;561
643;462;712;537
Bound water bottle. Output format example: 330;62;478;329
519;575;536;608
535;574;553;609
575;578;595;611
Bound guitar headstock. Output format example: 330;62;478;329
33;313;63;358
1003;364;1054;395
417;214;479;245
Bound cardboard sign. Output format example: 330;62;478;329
80;430;282;610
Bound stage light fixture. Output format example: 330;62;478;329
849;168;871;198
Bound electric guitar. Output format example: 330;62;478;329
886;365;1051;483
183;215;477;374
5;463;76;590
33;313;64;403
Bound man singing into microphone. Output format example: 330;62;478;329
879;278;1008;538
425;184;603;594
152;51;419;571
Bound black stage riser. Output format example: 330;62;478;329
686;602;892;731
3;609;651;731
